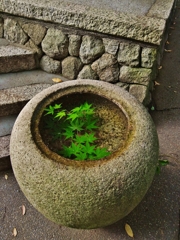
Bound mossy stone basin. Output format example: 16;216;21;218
10;80;159;229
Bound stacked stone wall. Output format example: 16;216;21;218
0;15;160;106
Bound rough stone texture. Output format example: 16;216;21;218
115;82;129;91
0;44;37;73
117;43;140;67
103;38;119;55
141;47;157;68
79;35;105;64
42;28;69;60
119;66;152;85
77;65;98;80
40;55;61;74
0;135;11;171
91;53;119;83
25;39;43;58
62;56;83;79
0;0;170;45
0;83;53;116
10;80;158;229
4;18;28;44
68;35;81;57
129;84;151;106
0;17;3;38
22;22;46;45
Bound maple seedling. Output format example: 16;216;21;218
44;102;110;160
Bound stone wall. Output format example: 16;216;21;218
0;15;159;106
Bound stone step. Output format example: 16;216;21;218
0;135;11;171
0;38;38;73
0;70;68;170
0;69;68;116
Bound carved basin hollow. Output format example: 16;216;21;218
10;80;159;229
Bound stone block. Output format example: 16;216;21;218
0;135;11;171
91;53;119;83
4;18;28;44
77;65;98;80
79;35;104;64
22;22;46;45
40;55;61;74
141;47;157;68
0;17;3;38
25;39;43;58
129;84;151;106
42;28;69;60
118;42;140;67
68;35;81;57
62;56;83;80
103;38;119;55
119;66;152;85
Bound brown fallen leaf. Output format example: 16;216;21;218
166;41;170;44
155;81;160;86
125;223;134;238
52;78;62;83
22;205;26;215
4;174;8;180
164;49;172;52
12;228;17;237
158;66;162;70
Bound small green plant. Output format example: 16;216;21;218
156;159;169;174
43;102;110;160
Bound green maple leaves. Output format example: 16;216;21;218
44;102;110;161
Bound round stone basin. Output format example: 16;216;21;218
10;80;159;229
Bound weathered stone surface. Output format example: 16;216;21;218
68;35;81;57
79;35;104;64
0;0;168;45
103;38;119;55
0;17;3;38
141;47;157;68
40;55;61;74
0;135;11;171
22;23;46;46
42;28;69;60
118;43;140;67
115;82;129;91
0;83;53;116
119;66;152;85
4;18;28;44
77;65;98;80
91;53;119;83
62;56;83;79
10;80;158;229
129;84;151;106
25;39;43;58
0;44;37;73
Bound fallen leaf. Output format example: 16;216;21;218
125;223;134;238
164;49;172;52
4;174;8;180
170;27;175;29
166;41;170;44
155;81;160;86
52;78;62;83
158;66;162;70
12;228;17;237
22;205;26;215
174;90;177;93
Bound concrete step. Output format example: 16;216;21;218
0;38;38;73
